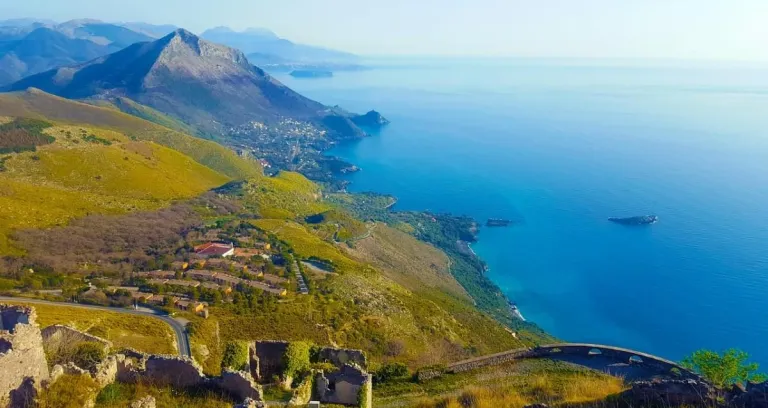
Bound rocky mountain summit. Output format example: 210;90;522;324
5;29;372;140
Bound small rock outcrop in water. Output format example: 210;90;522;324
486;218;512;227
351;110;390;128
608;215;658;225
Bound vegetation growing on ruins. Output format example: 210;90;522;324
221;340;250;372
37;374;100;408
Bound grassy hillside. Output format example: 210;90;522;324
0;89;261;179
5;301;176;354
248;217;528;367
376;359;626;408
343;223;470;301
88;96;203;138
0;120;229;255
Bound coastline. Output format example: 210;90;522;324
323;138;530;326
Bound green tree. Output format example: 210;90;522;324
681;349;767;387
283;341;312;383
221;341;250;371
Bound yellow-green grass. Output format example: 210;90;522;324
0;124;230;254
95;381;234;408
219;219;524;368
251;219;361;271
5;301;176;354
376;359;627;408
244;171;329;218
97;96;202;137
189;317;225;376
342;223;470;300
0;89;261;179
38;374;100;408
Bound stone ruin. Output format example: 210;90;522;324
0;304;264;408
41;324;113;355
250;340;367;382
315;364;372;407
0;305;49;408
115;351;263;402
249;340;371;407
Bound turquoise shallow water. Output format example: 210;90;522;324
274;60;768;365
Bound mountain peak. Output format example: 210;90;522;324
167;28;198;44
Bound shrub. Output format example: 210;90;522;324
37;374;99;408
221;341;250;371
681;348;767;387
72;342;107;371
283;341;312;379
374;362;411;384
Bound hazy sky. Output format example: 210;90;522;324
2;0;768;60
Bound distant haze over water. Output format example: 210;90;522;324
276;59;768;365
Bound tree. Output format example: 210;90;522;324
221;341;250;371
282;341;312;389
681;349;767;387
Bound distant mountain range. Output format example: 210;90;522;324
0;19;362;86
4;29;369;139
200;26;359;65
0;19;154;85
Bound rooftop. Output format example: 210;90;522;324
194;242;235;257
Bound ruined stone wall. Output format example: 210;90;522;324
447;348;533;374
251;340;289;381
316;347;367;370
218;369;263;401
0;305;49;408
41;325;113;354
250;340;366;381
143;355;206;388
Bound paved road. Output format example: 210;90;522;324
0;296;191;357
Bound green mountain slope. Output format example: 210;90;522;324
0;116;230;255
0;89;261;179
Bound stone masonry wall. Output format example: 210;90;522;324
0;305;49;408
41;325;113;354
316;347;367;370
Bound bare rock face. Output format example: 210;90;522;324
620;379;717;407
130;395;156;408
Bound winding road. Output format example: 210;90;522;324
0;296;191;357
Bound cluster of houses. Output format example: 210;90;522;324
137;241;289;296
106;286;211;317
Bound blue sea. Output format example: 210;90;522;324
274;59;768;366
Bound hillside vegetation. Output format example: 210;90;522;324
0;118;229;254
0;89;261;179
5;301;176;354
376;359;626;408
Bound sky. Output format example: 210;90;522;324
2;0;768;60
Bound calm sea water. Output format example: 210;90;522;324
274;60;768;365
